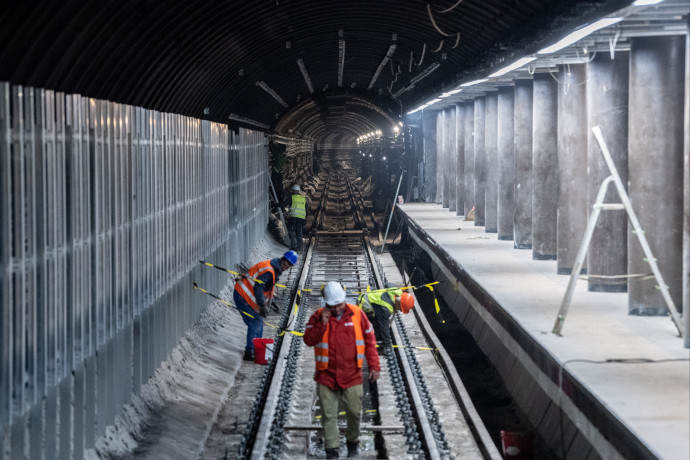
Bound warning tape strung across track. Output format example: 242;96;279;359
193;282;438;351
192;282;304;337
199;260;440;294
199;260;290;288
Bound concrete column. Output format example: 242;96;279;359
448;108;457;212
557;64;588;274
532;73;558;260
422;112;437;202
683;30;690;348
436;110;444;203
455;103;465;215
514;80;534;249
485;92;498;233
497;86;515;240
442;109;451;207
474;96;486;226
464;102;475;216
628;36;685;315
587;52;629;292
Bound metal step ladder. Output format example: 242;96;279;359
552;126;683;337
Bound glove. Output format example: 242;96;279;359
259;305;269;318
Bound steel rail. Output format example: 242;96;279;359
245;171;491;459
250;239;317;460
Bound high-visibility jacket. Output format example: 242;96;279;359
290;194;307;220
234;260;275;312
313;304;366;370
304;304;379;390
358;289;402;315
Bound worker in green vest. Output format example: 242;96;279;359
284;184;307;251
357;284;414;355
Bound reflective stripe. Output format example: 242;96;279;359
314;304;366;371
364;326;374;334
235;260;276;312
237;281;257;304
363;291;395;314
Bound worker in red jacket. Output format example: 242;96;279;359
303;281;380;459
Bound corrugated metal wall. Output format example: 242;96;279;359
0;82;268;458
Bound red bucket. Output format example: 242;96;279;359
500;431;533;459
253;338;275;365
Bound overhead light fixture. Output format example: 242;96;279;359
338;30;345;88
460;79;488;87
368;43;398;90
296;58;314;94
489;57;536;78
393;125;400;133
632;0;663;5
538;17;623;54
256;81;288;107
228;113;269;130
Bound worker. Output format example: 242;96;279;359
357;284;415;355
304;281;380;459
284;183;307;251
233;250;298;361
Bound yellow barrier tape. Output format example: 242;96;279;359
350;281;440;295
192;282;303;337
199;260;288;288
427;285;446;324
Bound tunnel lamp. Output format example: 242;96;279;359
376;130;382;136
393;126;400;134
537;17;623;54
460;79;488;87
369;154;372;157
398;121;403;126
632;0;663;5
383;156;387;161
489;57;536;78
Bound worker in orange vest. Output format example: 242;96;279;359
233;250;298;361
303;281;380;458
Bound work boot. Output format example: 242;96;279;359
347;441;359;458
325;447;338;458
242;350;254;361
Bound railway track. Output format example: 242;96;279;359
235;172;499;459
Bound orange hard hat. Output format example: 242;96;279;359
400;292;415;314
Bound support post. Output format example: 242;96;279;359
381;171;404;254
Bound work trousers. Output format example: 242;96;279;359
233;289;263;353
287;217;304;251
368;304;392;350
317;383;363;449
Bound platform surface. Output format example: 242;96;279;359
397;203;689;460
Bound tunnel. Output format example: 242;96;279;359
1;1;689;459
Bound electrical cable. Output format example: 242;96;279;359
427;3;455;37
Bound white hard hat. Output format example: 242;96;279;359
292;184;300;191
322;281;346;306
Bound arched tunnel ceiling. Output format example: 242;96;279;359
0;0;628;133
